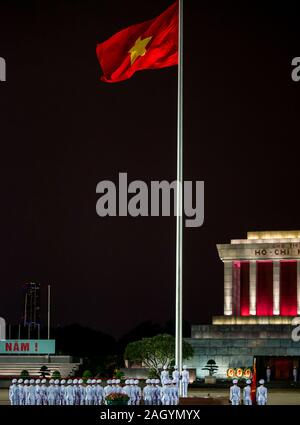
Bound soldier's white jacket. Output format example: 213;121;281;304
230;385;241;402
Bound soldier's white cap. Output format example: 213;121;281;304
183;365;187;369
145;379;150;384
18;379;23;384
41;379;46;384
134;379;139;384
155;379;160;384
246;379;251;385
87;379;91;384
151;379;156;384
49;379;54;384
12;379;17;384
259;379;265;385
232;379;238;384
79;379;83;384
67;379;72;384
174;365;178;369
125;379;130;384
54;379;59;385
116;379;120;384
97;379;102;383
73;379;78;384
30;379;34;384
130;379;135;385
36;379;41;384
163;365;167;370
60;379;66;384
92;379;96;384
107;380;112;384
24;380;29;384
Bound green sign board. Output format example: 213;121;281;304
0;340;55;354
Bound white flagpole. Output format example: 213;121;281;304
175;0;183;397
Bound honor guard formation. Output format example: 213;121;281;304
8;364;190;406
230;378;268;405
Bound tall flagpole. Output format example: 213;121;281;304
175;0;183;396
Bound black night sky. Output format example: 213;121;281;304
0;0;300;338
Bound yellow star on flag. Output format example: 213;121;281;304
128;36;153;65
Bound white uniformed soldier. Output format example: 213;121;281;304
172;366;180;386
95;379;103;405
78;379;85;405
171;380;179;405
85;379;94;405
65;379;75;405
161;379;171;405
9;379;19;405
256;379;268;405
230;379;241;405
243;379;252;405
23;380;30;405
47;379;56;405
122;379;131;404
160;365;169;385
181;365;189;397
134;380;142;405
40;379;48;405
18;379;25;406
35;379;42;405
27;379;36;405
143;379;152;405
154;379;161;405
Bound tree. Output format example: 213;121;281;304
20;370;29;379
82;370;93;382
52;370;61;379
202;359;219;376
124;334;194;376
39;365;50;378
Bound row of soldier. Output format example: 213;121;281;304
230;379;268;405
9;377;179;406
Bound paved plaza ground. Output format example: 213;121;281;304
1;388;300;405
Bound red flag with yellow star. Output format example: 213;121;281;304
96;2;178;83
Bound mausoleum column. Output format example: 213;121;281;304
273;260;280;315
249;261;257;315
224;260;233;315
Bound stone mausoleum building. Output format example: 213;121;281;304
186;231;300;381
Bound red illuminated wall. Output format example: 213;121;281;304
256;261;273;316
240;262;250;316
280;261;297;315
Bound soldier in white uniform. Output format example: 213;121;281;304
47;379;56;406
161;380;171;405
181;365;189;398
143;379;152;405
95;379;103;405
172;366;180;387
27;379;36;406
59;379;66;405
243;379;252;405
9;379;19;405
134;380;142;405
229;379;241;405
171;380;179;405
160;365;169;385
266;366;271;383
293;366;298;383
40;379;48;405
35;379;42;405
65;379;75;406
256;379;268;405
78;379;85;405
54;380;60;405
154;379;161;405
122;380;131;404
85;379;94;405
18;379;25;406
23;380;30;405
